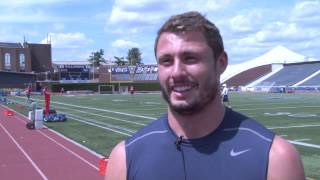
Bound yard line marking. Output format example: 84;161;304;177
3;103;133;137
37;130;100;170
289;141;320;149
293;139;311;142
68;116;131;136
7;99;320;150
238;105;320;111
18;96;157;120
306;177;315;180
65;113;135;133
232;102;307;108
0;123;48;180
57;105;146;126
268;124;320;129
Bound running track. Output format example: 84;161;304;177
0;105;104;180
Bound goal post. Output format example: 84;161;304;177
119;86;129;94
98;85;115;94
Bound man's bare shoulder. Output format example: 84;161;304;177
105;141;126;180
268;135;305;180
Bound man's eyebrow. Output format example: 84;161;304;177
157;54;172;59
182;51;198;55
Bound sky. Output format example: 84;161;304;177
0;0;319;65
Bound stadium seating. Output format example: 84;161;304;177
255;62;320;87
299;73;320;86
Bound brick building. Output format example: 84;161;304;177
0;42;52;88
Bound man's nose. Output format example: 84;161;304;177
171;59;186;79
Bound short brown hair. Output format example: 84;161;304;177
154;11;224;60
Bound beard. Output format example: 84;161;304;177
161;76;220;115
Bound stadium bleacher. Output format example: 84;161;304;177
299;73;320;86
255;62;320;87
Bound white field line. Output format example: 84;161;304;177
68;116;131;136
238;105;320;111
289;141;320;149
64;112;320;150
65;112;135;134
21;96;157;120
8;98;320;150
55;105;146;126
37;130;99;170
11;115;100;170
293;139;311;142
0;122;48;180
29;101;143;130
45;128;104;158
124;106;166;111
5;99;136;135
268;124;320;129
12;115;101;170
1;104;104;158
233;101;317;108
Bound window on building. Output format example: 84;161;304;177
4;53;11;70
19;53;26;71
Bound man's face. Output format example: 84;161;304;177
156;31;225;115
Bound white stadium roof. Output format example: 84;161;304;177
221;45;318;82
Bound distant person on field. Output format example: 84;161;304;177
106;11;305;180
129;85;135;95
221;83;230;107
60;87;65;95
25;85;32;102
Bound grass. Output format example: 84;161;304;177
4;92;320;179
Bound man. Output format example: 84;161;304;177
129;85;135;95
106;11;304;180
221;83;230;107
25;85;32;102
60;87;65;95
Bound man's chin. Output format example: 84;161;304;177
169;101;200;115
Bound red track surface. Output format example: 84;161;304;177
0;105;104;180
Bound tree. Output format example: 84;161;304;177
88;49;106;67
114;56;127;66
126;47;142;65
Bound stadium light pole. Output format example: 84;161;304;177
93;62;95;80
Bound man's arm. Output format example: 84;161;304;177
268;135;305;180
105;141;126;180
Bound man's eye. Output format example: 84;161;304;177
185;56;197;63
159;58;172;66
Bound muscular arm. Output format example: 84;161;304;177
105;141;127;180
267;135;305;180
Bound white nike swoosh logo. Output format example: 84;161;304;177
230;148;251;157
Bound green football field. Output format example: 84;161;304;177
4;92;320;179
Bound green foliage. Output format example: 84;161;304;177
88;49;106;67
127;47;142;65
114;56;127;66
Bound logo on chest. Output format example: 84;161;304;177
230;148;251;157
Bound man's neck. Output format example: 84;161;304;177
168;99;226;139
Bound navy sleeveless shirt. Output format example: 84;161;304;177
125;108;275;180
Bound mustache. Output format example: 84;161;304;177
169;76;197;87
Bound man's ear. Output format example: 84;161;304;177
216;51;228;75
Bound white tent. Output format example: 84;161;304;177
221;45;317;82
